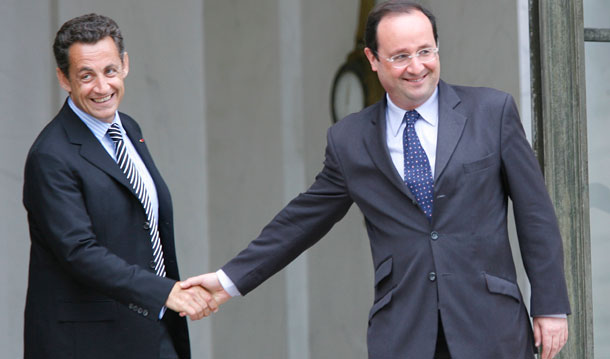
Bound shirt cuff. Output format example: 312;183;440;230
534;314;567;318
216;269;242;297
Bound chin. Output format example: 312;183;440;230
92;111;115;122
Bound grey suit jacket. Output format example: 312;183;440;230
222;80;570;359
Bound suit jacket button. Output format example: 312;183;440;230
428;272;437;282
143;310;149;317
137;308;143;314
143;222;151;230
430;231;439;240
149;260;156;269
128;303;134;310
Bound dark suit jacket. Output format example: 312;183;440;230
23;101;190;359
222;80;570;358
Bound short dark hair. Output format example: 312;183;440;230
365;0;438;59
53;13;124;77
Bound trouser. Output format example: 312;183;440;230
434;315;451;359
159;320;180;359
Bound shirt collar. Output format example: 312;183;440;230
67;96;123;141
386;87;439;137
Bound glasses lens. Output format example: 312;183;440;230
389;49;437;68
419;52;434;63
393;58;409;67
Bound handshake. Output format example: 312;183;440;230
165;273;231;320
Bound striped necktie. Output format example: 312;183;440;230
108;123;166;277
403;110;434;219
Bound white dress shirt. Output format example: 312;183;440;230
386;89;439;179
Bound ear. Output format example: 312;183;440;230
364;47;379;72
122;52;130;78
56;68;72;93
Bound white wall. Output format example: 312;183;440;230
0;2;55;358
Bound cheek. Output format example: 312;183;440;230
111;79;125;91
75;85;92;98
425;61;439;74
380;68;402;83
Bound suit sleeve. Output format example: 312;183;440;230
499;94;571;316
221;128;354;295
23;149;174;319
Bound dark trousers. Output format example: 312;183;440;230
159;320;179;359
434;315;451;359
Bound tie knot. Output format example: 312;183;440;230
107;123;122;143
404;110;420;125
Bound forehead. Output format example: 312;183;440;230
68;37;122;71
376;11;435;51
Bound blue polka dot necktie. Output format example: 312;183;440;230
403;110;434;219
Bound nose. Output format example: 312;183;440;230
93;76;111;93
405;57;425;73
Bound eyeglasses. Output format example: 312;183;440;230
378;47;439;68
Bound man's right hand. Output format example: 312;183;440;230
180;273;232;307
165;282;218;320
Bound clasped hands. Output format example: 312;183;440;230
165;273;230;320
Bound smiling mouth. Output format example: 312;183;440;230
92;94;113;103
405;75;427;83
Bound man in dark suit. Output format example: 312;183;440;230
182;1;570;358
23;13;216;359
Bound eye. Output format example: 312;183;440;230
81;74;92;82
391;53;409;62
106;68;117;76
418;49;432;56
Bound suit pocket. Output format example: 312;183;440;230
369;257;394;321
369;288;393;321
463;153;497;174
373;257;393;301
484;273;521;303
57;300;117;322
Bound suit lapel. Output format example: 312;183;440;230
363;98;416;202
434;80;467;181
121;117;159;183
59;103;137;197
122;117;176;262
60;102;176;267
121;115;173;233
121;117;171;207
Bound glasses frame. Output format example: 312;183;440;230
378;47;439;69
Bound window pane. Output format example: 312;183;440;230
584;1;610;358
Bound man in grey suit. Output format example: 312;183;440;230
182;1;570;358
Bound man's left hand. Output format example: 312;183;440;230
533;316;568;359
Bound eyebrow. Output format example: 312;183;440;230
394;45;434;54
76;64;119;74
76;66;94;74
